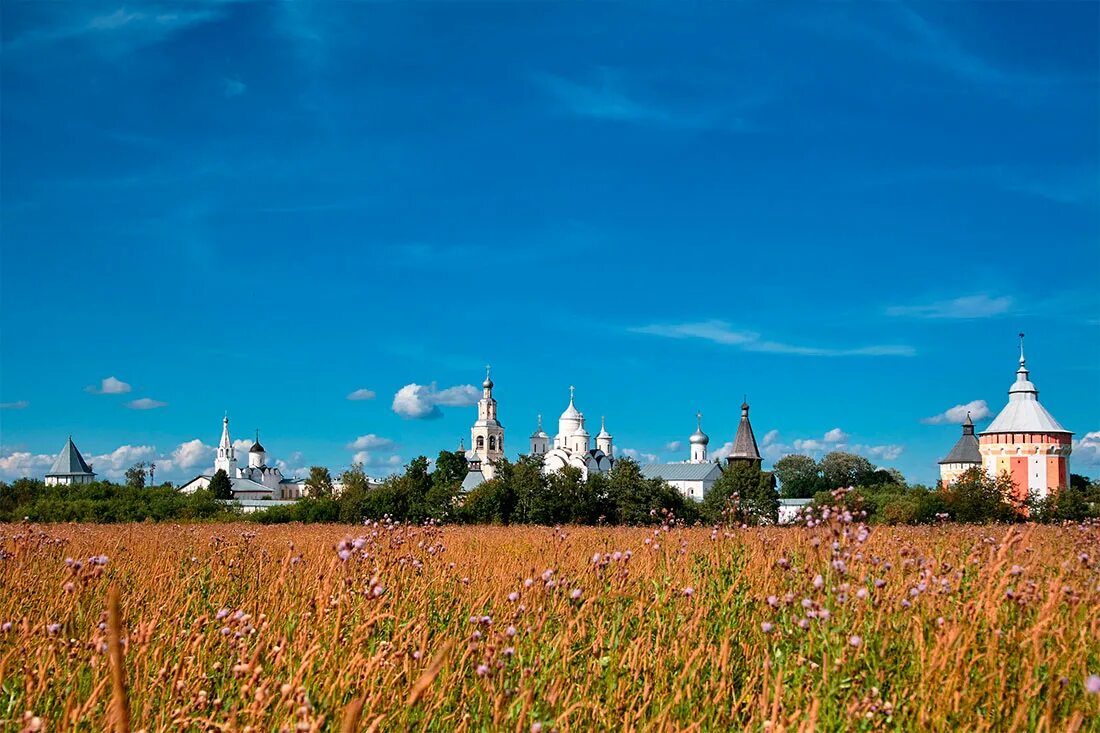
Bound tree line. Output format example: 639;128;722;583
1;449;1095;525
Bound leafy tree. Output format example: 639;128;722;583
773;454;821;498
433;450;469;488
208;469;233;501
819;451;875;489
704;461;778;525
1030;482;1098;523
304;466;334;498
940;467;1019;523
125;462;147;490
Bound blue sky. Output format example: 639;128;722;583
1;1;1098;485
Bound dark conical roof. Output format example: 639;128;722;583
938;418;982;465
249;441;265;453
728;402;761;462
46;437;95;477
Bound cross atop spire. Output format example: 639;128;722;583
1018;332;1026;365
569;385;575;401
537;414;543;431
696;411;702;430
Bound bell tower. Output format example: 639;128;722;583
470;365;505;477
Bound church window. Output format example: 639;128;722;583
476;436;484;449
489;436;496;450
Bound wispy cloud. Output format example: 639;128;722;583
346;388;376;401
621;448;659;464
126;397;168;410
0;400;29;410
5;6;225;54
88;444;157;479
802;4;1058;93
533;69;745;130
921;399;992;425
630;320;914;357
85;376;132;394
887;294;1013;319
392;383;480;419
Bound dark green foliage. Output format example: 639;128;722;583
773;454;822;498
125;462;147;489
939;468;1020;523
818;451;876;489
0;479;238;523
208;469;233;500
304;466;334;498
702;461;778;525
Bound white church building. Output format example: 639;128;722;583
532;386;614;480
640;413;723;501
179;415;307;500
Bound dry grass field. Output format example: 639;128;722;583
1;517;1098;732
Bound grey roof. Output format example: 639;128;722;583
981;352;1070;435
728;404;761;461
641;462;722;482
230;477;273;494
461;469;485;492
46;437;95;477
939;419;982;465
249;441;265;453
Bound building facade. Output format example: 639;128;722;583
977;337;1072;502
469;367;504;479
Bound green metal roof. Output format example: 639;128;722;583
46;437;95;477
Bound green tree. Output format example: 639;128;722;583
819;451;875;489
773;454;821;498
704;462;778;525
432;450;469;488
125;462;147;490
208;469;233;500
304;466;334;498
940;467;1019;523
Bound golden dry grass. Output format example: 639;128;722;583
1;520;1098;732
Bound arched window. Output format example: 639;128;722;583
498;437;503;452
476;436;484;449
489;436;496;450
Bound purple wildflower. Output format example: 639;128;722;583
761;622;774;633
1086;675;1100;695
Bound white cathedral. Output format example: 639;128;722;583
179;415;307;500
531;386;614;479
461;372;615;491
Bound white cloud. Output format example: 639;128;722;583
793;438;827;452
86;376;132;394
621;448;659;464
852;444;906;461
276;452;308;480
921;399;992;425
712;441;734;461
664;440;683;453
0;400;29;409
348;434;395;451
887;294;1013;319
346;388;376;401
88;445;156;479
392;382;479;419
823;428;850;443
0;450;54;480
762;429;779;446
126;397;167;410
630;320;913;357
352;451;403;470
170;439;212;471
1073;431;1100;468
232;438;254;452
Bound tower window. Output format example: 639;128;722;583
476;436;484;449
489;436;496;450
